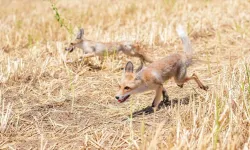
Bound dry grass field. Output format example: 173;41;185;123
0;0;250;149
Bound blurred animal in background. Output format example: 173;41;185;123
65;28;153;65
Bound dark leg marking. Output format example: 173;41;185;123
177;84;184;88
162;89;171;106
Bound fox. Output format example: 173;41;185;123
115;25;208;109
65;28;153;64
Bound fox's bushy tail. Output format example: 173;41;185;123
176;25;193;66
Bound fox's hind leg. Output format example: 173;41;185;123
185;73;208;91
174;65;187;88
174;64;208;91
175;71;208;91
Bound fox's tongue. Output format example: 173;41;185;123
118;99;125;103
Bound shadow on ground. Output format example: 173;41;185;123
130;94;196;118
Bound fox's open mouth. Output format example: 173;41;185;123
118;95;130;103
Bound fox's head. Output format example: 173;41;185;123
115;61;145;103
65;28;84;52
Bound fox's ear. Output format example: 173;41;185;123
125;61;134;73
76;28;84;39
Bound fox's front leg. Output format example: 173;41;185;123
162;87;170;106
78;52;96;61
152;84;164;109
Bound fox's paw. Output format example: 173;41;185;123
200;85;209;91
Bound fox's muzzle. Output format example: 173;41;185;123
115;95;130;103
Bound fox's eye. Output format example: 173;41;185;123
124;86;130;90
70;43;74;45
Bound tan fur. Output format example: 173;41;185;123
115;26;208;108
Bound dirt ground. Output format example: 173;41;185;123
0;0;249;149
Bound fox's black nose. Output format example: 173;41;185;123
115;96;119;100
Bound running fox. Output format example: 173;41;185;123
65;28;153;63
115;25;208;108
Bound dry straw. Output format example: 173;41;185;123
0;0;249;149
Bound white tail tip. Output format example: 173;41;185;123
176;24;187;37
